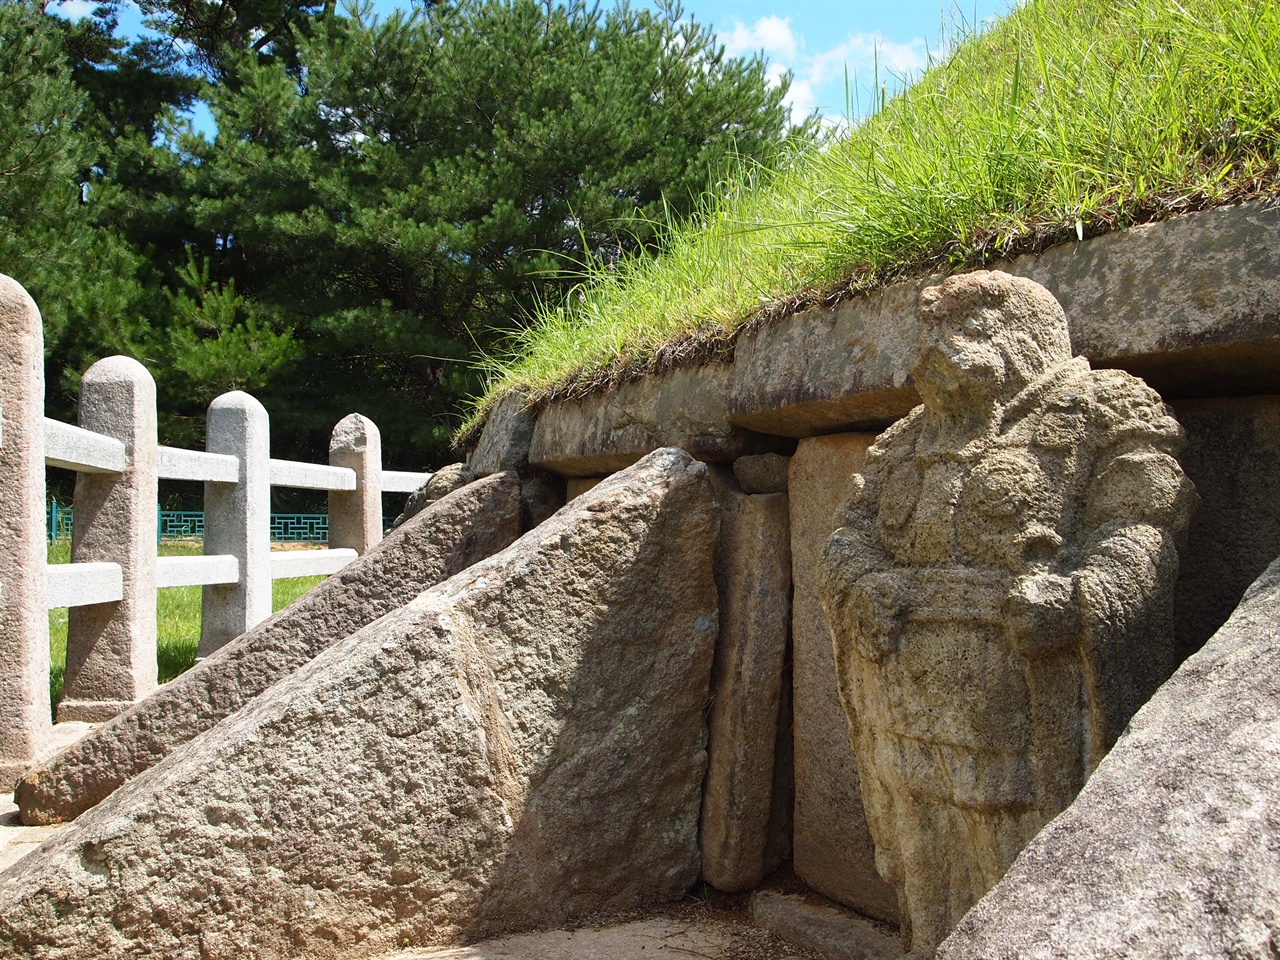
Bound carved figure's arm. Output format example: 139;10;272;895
819;460;906;663
1074;438;1196;739
1007;377;1196;666
1013;379;1196;762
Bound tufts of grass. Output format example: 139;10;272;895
461;0;1280;438
47;542;323;715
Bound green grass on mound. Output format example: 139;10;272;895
47;542;323;715
462;0;1280;438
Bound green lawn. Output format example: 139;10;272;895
47;541;324;715
461;0;1280;439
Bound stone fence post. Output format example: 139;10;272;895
199;391;271;657
59;357;158;722
0;275;51;787
328;413;382;554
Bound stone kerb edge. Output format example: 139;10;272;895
515;202;1280;475
732;201;1280;438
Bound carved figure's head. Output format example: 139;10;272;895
913;271;1073;412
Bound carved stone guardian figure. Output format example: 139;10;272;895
818;271;1196;956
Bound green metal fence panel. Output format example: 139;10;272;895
47;509;405;543
269;513;328;542
158;511;205;541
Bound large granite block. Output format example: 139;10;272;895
16;473;524;825
787;433;897;923
731;202;1280;437
0;449;718;959
529;364;789;476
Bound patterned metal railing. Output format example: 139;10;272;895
47;508;399;543
159;510;205;541
270;513;328;542
46;502;75;543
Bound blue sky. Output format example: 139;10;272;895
648;0;1011;122
53;0;1013;126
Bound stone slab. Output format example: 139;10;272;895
0;799;64;875
938;555;1280;960
751;890;900;960
391;915;815;960
0;725;92;873
16;473;524;825
1171;396;1280;661
469;392;535;477
702;490;791;893
1009;201;1280;397
731;202;1280;437
787;434;897;923
733;453;791;494
0;448;719;959
529;364;790;476
731;279;926;438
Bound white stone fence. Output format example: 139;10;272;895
0;274;430;785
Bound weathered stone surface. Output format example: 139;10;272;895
819;271;1197;955
0;448;718;959
1009;201;1280;397
16;473;523;825
787;433;896;923
469;391;535;476
393;463;475;529
1171;396;1280;661
938;555;1280;960
734;453;791;494
702;490;791;893
395;916;798;960
763;652;794;876
0;274;52;788
0;798;64;875
732;278;927;437
732;202;1280;437
530;364;789;476
0;724;92;871
751;890;899;960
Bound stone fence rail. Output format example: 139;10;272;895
0;273;430;785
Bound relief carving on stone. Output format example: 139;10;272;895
817;270;1197;957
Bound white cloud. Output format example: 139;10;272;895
723;15;798;61
811;33;929;87
718;14;931;123
782;76;817;124
49;0;98;20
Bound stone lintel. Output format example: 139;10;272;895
730;201;1280;436
529;364;791;477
